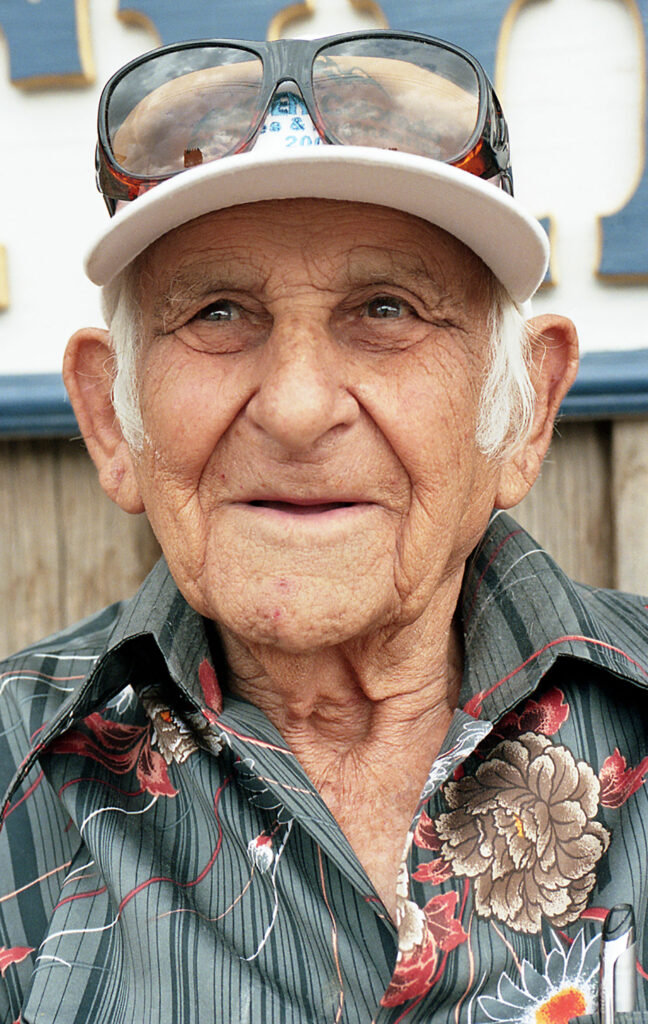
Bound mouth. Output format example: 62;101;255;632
247;500;358;515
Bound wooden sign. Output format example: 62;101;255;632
118;0;310;42
1;0;646;279
0;0;93;87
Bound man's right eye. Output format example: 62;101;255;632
196;300;240;322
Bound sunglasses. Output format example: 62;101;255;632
96;30;513;215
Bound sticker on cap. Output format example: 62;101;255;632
252;90;323;152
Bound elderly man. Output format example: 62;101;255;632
1;31;647;1024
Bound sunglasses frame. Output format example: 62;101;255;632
96;30;513;215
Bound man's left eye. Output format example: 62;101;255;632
196;300;240;322
365;296;409;319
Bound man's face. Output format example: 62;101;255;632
128;200;506;651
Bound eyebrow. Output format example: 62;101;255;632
144;257;266;329
343;247;448;300
167;262;263;299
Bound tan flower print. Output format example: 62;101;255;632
140;694;199;765
435;733;610;933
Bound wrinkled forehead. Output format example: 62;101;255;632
126;198;498;320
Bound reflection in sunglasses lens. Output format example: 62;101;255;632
313;40;479;161
109;48;264;176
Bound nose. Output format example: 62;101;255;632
245;318;360;452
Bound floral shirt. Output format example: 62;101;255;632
1;511;648;1024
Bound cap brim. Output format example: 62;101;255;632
85;147;548;303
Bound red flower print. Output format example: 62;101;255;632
0;945;34;976
412;859;454;885
413;810;441;851
497;686;570;740
381;892;467;1007
50;712;177;797
412;811;454;884
599;748;648;808
198;659;222;722
425;891;467;950
136;739;179;796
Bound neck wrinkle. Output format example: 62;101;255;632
216;576;465;763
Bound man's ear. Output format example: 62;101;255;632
495;313;579;510
63;327;145;514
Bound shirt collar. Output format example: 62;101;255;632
459;510;648;720
105;556;213;698
34;510;648;737
3;560;215;808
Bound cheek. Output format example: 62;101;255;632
364;349;498;578
368;347;484;493
136;344;246;483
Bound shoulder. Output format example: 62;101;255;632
0;602;126;784
0;608;128;1022
573;579;648;620
569;580;648;680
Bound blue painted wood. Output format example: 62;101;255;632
118;0;289;43
0;0;84;84
0;374;77;436
1;354;646;436
599;0;648;277
373;0;512;80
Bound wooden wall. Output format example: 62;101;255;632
1;418;647;660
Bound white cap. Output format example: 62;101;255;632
85;90;548;303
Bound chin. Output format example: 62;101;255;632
201;582;396;654
226;607;380;653
176;543;400;652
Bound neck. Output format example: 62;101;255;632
216;577;465;920
217;573;464;764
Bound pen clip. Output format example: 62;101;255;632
599;903;636;1023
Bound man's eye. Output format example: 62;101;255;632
365;296;409;319
196;300;240;322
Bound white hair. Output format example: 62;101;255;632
477;285;535;459
101;267;146;451
101;263;535;460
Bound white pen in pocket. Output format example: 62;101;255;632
599;903;637;1023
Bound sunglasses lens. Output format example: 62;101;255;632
106;46;264;177
312;38;480;161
